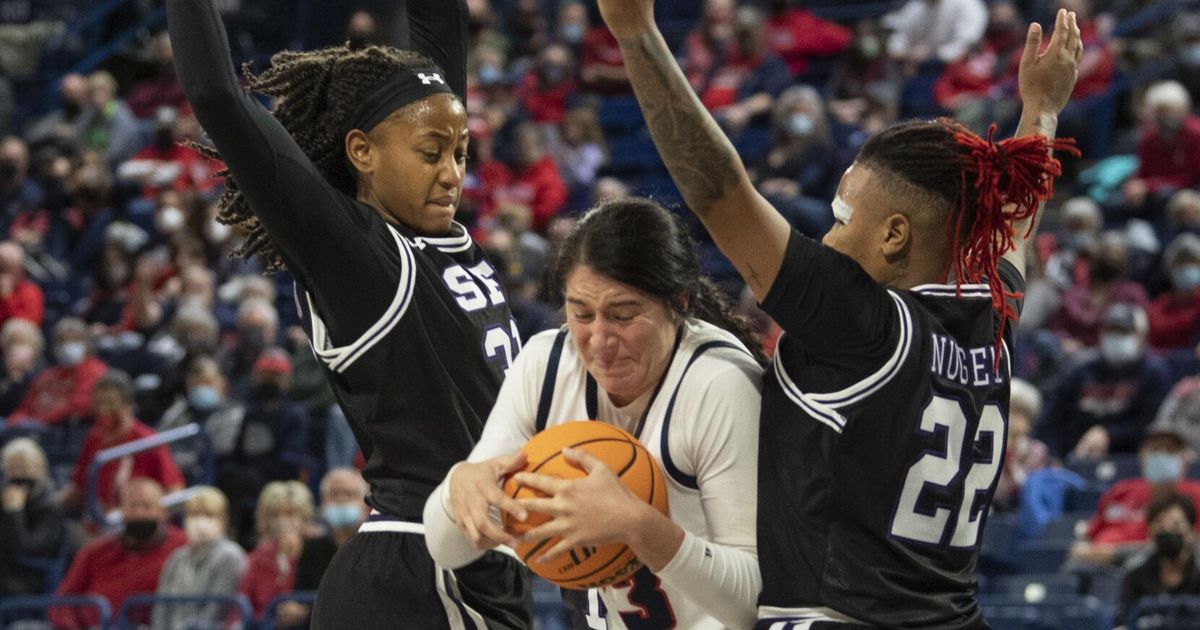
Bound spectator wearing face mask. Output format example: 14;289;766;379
0;319;43;416
61;370;185;515
497;123;568;234
158;355;245;481
24;73;88;157
0;137;43;239
752;85;838;235
1148;234;1200;349
47;161;115;276
6;317;107;426
518;43;578;124
1122;81;1200;221
117;106;219;200
51;477;186;630
1069;430;1200;568
217;349;307;543
1153;375;1200;460
281;469;370;628
1048;230;1150;349
1037;303;1172;461
239;481;313;619
0;438;66;597
556;1;588;54
1117;493;1200;624
152;486;246;630
221;296;278;392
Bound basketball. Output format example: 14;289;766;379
501;420;670;590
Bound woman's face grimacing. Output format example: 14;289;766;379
348;93;469;235
564;264;681;407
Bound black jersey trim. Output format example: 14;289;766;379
807;291;913;407
772;292;913;432
413;221;473;253
660;340;743;490
534;329;569;433
306;224;417;373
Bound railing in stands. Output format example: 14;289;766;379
115;593;253;630
84;422;213;526
0;594;112;628
261;591;318;630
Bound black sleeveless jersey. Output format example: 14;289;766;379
295;221;519;520
756;230;1022;629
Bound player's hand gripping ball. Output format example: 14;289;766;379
502;421;669;590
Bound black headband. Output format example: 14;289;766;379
342;67;455;137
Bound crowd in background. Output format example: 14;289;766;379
2;0;1200;627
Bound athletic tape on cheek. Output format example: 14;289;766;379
342;67;456;137
832;196;855;224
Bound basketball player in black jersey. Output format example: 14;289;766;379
600;1;1083;627
166;0;529;627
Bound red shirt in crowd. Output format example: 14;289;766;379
239;541;298;618
50;527;187;629
763;9;851;76
497;157;568;233
1137;115;1200;194
580;26;631;94
1087;478;1200;544
518;72;576;124
7;356;107;425
1147;289;1200;349
71;420;186;511
0;279;44;327
127;143;221;197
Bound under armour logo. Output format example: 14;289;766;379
418;72;444;85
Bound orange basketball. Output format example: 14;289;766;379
501;420;670;590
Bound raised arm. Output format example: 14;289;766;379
1002;9;1082;279
166;0;361;272
401;0;469;100
597;0;790;302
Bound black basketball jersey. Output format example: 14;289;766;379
294;219;518;521
755;230;1021;629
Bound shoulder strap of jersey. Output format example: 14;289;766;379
659;340;745;489
534;329;569;433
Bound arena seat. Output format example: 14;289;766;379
0;594;112;629
116;593;252;630
979;594;1114;630
262;591;318;630
989;573;1081;601
1125;594;1200;630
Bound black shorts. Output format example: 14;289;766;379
311;528;531;629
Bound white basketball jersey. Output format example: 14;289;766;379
483;321;760;630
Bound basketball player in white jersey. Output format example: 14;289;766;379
425;198;764;629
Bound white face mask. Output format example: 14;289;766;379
205;220;231;244
1100;333;1141;366
156;206;185;234
184;515;222;545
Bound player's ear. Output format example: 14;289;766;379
345;129;374;175
880;212;911;259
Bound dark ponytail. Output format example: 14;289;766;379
553;197;767;365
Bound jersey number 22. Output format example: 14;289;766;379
890;395;1004;548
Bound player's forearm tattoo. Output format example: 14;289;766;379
618;32;741;215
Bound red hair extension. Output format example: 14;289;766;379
947;120;1080;368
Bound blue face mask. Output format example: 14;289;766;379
188;385;221;412
323;503;362;528
1173;264;1200;292
1144;452;1184;483
478;65;502;86
1100;333;1141;366
788;113;814;137
561;23;585;44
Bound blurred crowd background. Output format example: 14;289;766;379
2;0;1200;628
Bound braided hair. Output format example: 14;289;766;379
553;198;767;366
196;44;442;271
856;118;1079;361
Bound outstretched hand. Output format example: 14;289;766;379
448;453;529;550
597;0;657;39
1019;8;1083;115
